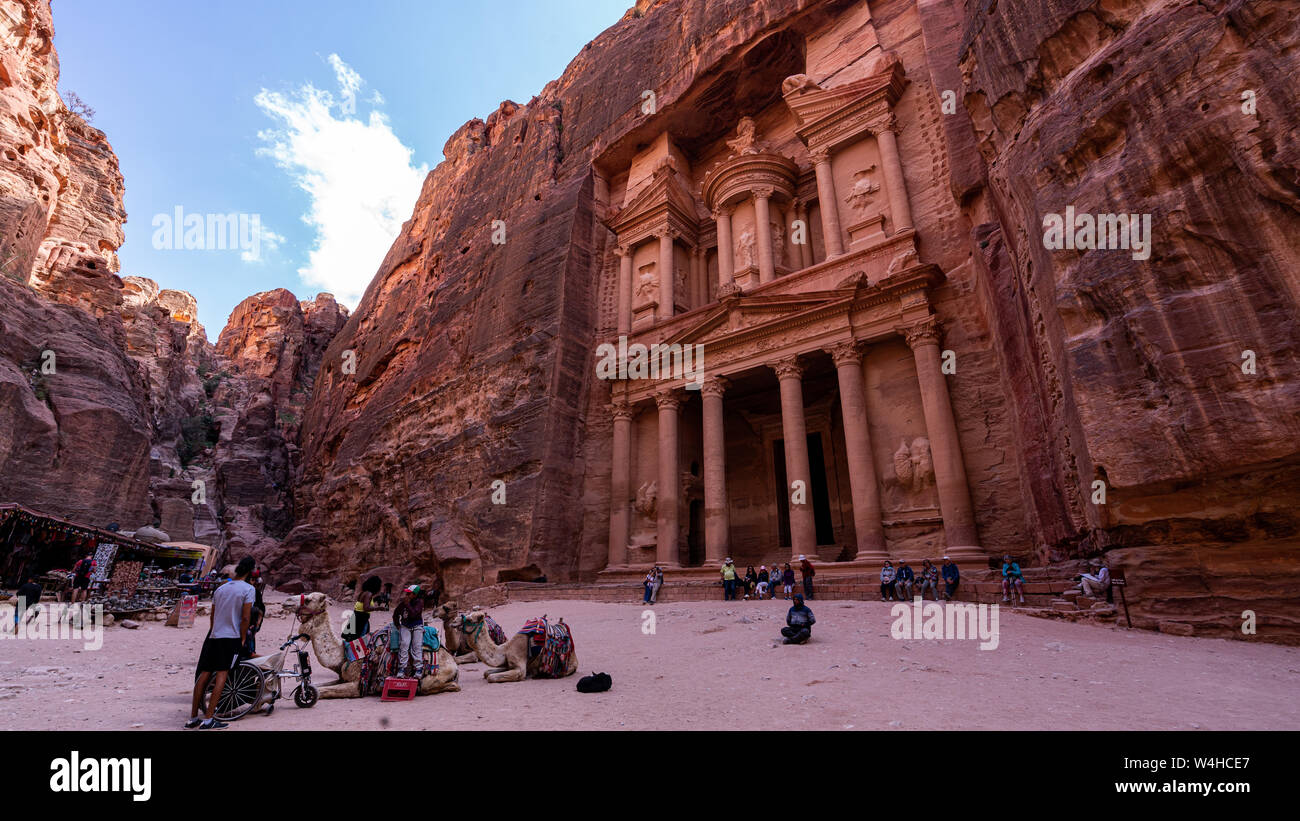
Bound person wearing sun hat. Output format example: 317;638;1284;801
720;558;738;601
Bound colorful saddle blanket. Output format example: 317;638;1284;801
517;617;574;678
486;616;508;646
355;625;439;696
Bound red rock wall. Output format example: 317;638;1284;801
932;0;1300;639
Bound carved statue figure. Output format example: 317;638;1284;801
726;116;760;155
737;228;757;269
893;437;934;492
886;248;917;275
635;265;658;301
634;481;658;518
845;165;880;209
781;74;822;95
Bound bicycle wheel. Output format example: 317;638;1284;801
203;661;266;720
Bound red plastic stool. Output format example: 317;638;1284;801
380;677;419;701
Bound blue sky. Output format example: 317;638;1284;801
52;0;629;338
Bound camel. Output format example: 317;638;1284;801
288;592;459;698
431;602;505;664
452;610;578;683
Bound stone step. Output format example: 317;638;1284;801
1050;598;1080;611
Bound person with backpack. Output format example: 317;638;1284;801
70;554;95;603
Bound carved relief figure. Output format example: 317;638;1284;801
634;481;658;518
886;248;917;274
893;437;934;493
737;228;756;269
772;223;784;261
726;116;760;155
845;164;880;209
781;74;821;95
634;264;658;303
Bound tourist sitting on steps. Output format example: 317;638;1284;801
918;560;941;601
894;562;915;600
941;557;960;601
744;566;758;600
1075;559;1110;598
756;565;770;599
1001;554;1027;605
781;594;815;644
880;562;897;601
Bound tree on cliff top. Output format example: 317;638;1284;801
62;91;95;122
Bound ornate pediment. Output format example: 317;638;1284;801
782;52;906;151
607;162;700;245
661;289;854;348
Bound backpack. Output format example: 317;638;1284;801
576;672;612;693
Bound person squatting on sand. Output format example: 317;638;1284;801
781;594;815;644
186;556;256;730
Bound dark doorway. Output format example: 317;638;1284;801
772;433;836;549
688;500;704;566
807;433;835;545
773;441;790;548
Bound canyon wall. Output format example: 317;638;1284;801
0;0;346;554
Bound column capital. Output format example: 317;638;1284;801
615;243;633;257
610;400;636;422
828;340;863;368
809;146;832;165
653;388;683;411
771;356;805;381
869;111;901;135
903;317;942;350
700;376;730;398
652;226;677;241
711;205;734;220
752;185;775;200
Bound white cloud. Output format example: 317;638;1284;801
255;54;427;306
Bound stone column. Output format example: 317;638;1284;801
693;246;708;305
656;229;675;321
608;400;635;568
616;245;633;335
701;377;730;564
829;342;887;561
654;389;682;567
794;202;812;269
773;357;817;560
875;121;914;234
754;187;776;285
811;148;844;257
713;208;734;293
905;318;981;558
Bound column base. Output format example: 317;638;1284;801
852;549;891;564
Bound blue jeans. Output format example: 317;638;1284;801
643;583;653;604
802;578;814;599
723;579;736;600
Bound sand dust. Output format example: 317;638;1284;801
2;595;1297;730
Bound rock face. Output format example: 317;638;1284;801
0;1;347;557
283;0;1299;644
935;0;1300;639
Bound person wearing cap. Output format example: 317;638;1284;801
941;557;960;601
1077;559;1111;598
781;594;816;644
756;565;770;600
720;558;738;601
393;585;426;677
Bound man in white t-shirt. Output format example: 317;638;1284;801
187;556;256;729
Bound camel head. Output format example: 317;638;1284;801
289;591;331;626
432;602;458;622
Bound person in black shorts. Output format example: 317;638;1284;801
70;554;95;603
187;557;256;730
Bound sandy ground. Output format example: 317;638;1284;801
2;596;1298;731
